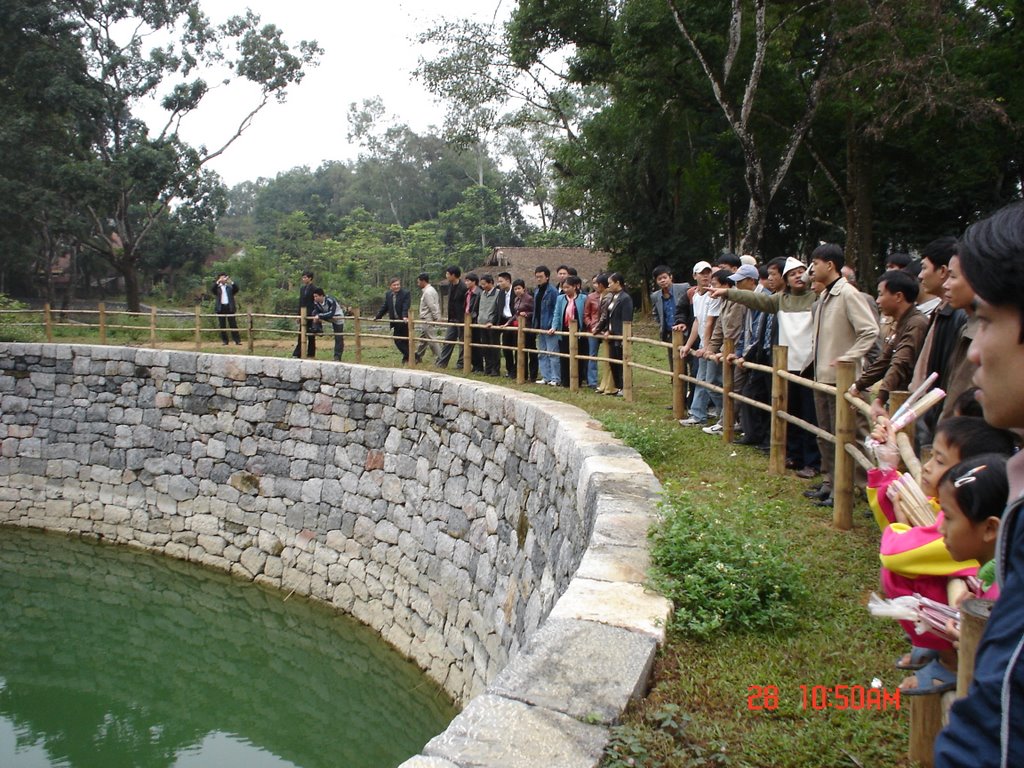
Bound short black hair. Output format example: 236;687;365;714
810;243;844;273
302;270;315;280
481;273;494;284
934;416;1019;459
312;288;325;297
566;267;578;277
652;265;672;279
711;268;733;286
465;272;479;284
417;272;430;282
885;252;913;269
445;265;462;277
497;271;512;281
535;265;551;277
921;236;958;270
564;275;583;289
766;256;787;274
939;454;1010;524
960;201;1024;323
877;269;920;304
556;264;570;273
716;253;742;269
512;278;526;289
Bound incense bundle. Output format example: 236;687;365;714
891;372;939;424
890;388;946;431
886;472;937;527
867;592;960;642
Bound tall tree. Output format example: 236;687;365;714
67;1;321;310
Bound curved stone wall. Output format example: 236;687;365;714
0;343;671;767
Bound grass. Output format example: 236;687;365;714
14;316;909;766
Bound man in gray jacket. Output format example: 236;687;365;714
415;273;442;364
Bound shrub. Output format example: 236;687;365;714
649;492;807;638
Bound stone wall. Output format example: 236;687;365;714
0;343;671;768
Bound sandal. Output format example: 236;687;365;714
901;659;957;696
896;646;939;671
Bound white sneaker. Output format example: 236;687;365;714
535;378;547;384
548;380;560;386
678;417;703;426
702;423;724;435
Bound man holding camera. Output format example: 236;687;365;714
211;272;241;345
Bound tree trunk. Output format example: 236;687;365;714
845;125;873;284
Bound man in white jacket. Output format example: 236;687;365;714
415;272;442;364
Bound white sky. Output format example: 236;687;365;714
161;0;512;187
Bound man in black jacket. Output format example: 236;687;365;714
436;266;467;369
211;272;241;345
375;277;412;363
292;270;316;358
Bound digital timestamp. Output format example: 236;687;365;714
747;684;901;711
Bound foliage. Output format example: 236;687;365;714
649;490;808;638
604;703;730;768
0;295;39;343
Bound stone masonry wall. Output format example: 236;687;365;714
0;343;672;768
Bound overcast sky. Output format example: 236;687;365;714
161;1;511;187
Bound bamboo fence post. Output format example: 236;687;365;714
568;320;579;393
299;307;308;358
193;305;201;350
149;306;157;347
834;361;856;531
44;303;53;343
957;598;994;698
672;328;685;420
407;317;417;369
622;321;634;402
909;695;942;768
516;322;526;385
722;338;735;443
463;313;472;375
247;312;254;355
353;309;363;363
769;345;789;475
99;302;107;345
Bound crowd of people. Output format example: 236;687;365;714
216;200;1024;765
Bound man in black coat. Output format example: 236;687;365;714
375;277;412;363
292;270;317;358
436;266;468;368
211;272;241;345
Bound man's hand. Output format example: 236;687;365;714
710;287;729;299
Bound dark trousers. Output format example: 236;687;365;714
217;309;241;344
468;326;483;371
740;368;771;446
660;328;675;369
391;321;410;362
437;325;462;368
610;340;624;390
558;337;587;388
786;379;821;470
293;322;316;358
501;327;517;377
481;328;500;374
329;323;344;360
525;329;538;380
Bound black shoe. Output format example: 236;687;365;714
814;496;834;508
804;485;832;501
733;437;759;446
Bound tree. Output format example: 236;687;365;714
66;1;321;310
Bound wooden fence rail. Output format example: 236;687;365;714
2;303;892;527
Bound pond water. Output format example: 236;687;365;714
0;528;457;768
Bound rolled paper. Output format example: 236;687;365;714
890;388;946;432
891;371;939;424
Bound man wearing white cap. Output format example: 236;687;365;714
678;260;715;421
709;256;821;473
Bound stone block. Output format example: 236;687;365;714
423;694;608;768
488;618;656;724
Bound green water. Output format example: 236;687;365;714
0;528;457;768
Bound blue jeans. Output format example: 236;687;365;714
536;333;559;382
690;355;722;421
587;337;600;387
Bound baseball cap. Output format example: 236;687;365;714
729;264;760;283
692;260;712;274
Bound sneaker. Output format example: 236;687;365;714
548;380;560;386
535;378;547;384
702;423;724;435
678;416;704;426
